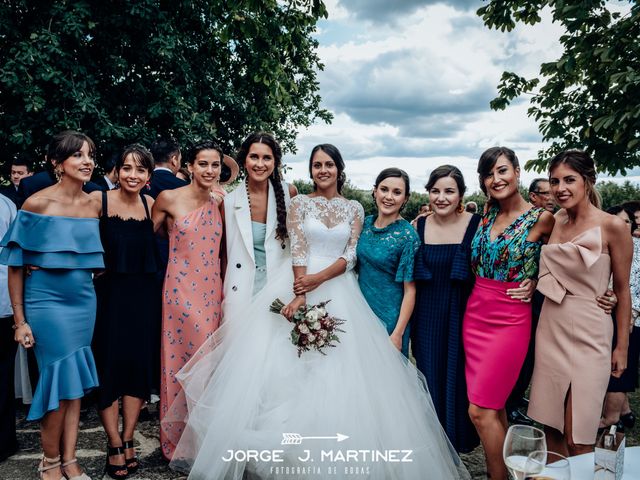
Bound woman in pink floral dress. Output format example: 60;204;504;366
152;141;224;460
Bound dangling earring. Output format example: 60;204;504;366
54;166;64;182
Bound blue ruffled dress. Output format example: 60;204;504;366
356;216;420;356
0;210;103;421
410;214;480;453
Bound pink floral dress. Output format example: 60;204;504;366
160;197;223;459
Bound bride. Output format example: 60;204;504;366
168;144;469;479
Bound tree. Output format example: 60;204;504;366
597;180;640;210
478;1;640;174
0;0;331;168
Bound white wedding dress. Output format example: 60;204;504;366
168;195;469;479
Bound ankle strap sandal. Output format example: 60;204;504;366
104;445;128;479
38;455;64;480
122;439;139;475
62;457;92;480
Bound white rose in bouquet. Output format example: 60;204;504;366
307;334;316;343
307;310;319;322
298;324;310;334
311;321;321;330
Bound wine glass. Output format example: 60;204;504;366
525;450;571;480
503;425;547;480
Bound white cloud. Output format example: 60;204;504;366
284;1;638;194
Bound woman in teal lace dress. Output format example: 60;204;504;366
463;147;554;480
356;168;420;356
1;131;103;480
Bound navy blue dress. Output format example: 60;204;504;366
411;214;480;453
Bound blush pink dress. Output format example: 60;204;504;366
159;197;223;460
528;227;611;444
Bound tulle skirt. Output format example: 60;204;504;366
167;258;469;479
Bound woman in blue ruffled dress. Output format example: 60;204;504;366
410;165;480;453
356;168;419;356
1;131;103;480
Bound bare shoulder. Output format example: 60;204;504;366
155;188;176;205
288;183;298;198
603;209;629;236
21;194;49;214
142;194;155;209
537;210;555;232
88;189;102;202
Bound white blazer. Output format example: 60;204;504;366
223;180;292;317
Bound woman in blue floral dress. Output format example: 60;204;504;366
356;168;420;356
463;147;554;480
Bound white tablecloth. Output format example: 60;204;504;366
553;445;640;479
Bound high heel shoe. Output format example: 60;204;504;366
104;445;128;479
122;439;139;476
61;458;92;480
621;411;636;429
38;454;64;480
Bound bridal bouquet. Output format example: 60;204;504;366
269;298;346;357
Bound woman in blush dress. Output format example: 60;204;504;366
90;145;157;478
463;147;554;480
223;132;297;314
528;150;633;456
1;131;103;480
168;144;469;479
356;167;419;356
152;141;224;461
411;165;480;453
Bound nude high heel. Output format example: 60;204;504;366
38;454;64;480
61;458;92;480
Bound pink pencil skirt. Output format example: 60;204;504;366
463;276;532;409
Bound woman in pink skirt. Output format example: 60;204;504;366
463;147;554;480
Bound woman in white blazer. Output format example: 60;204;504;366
223;132;297;318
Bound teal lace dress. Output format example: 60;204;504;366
356;216;420;356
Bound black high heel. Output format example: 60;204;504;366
122;439;139;475
105;444;128;479
621;411;636;429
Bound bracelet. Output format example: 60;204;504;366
11;320;27;330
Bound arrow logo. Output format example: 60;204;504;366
281;433;349;445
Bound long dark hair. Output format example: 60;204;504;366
118;144;154;173
477;146;518;210
548;150;600;209
46;130;95;173
425;164;466;195
309;144;346;193
186;140;224;165
373;168;411;210
236;132;288;242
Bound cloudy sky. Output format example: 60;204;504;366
282;0;638;194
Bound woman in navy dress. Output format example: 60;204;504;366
91;145;157;478
411;165;480;453
1;131;103;480
356;167;419;356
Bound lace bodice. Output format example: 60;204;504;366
287;195;365;270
